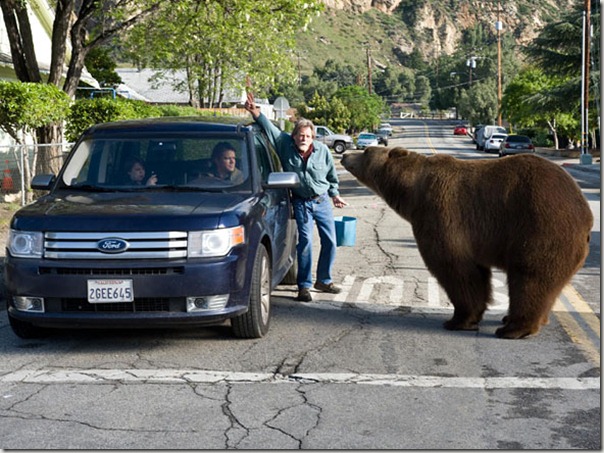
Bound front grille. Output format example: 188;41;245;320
61;298;172;312
44;231;188;260
39;267;185;276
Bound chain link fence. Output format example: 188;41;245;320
0;143;72;206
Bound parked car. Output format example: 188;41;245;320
356;132;380;149
379;123;393;136
472;124;484;144
484;133;508;152
4;117;301;339
476;125;507;150
453;125;468;136
499;135;535;156
375;128;389;146
314;125;354;154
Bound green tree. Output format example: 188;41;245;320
457;80;498;125
124;0;323;107
334;85;386;133
85;47;123;88
524;1;600;145
0;81;70;197
502;68;578;148
296;92;350;133
0;0;163;173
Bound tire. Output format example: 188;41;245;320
333;142;346;154
232;244;271;338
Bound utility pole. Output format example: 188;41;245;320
580;0;592;164
366;43;372;95
496;0;503;126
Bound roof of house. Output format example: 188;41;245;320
115;68;248;105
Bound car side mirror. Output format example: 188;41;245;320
263;172;300;189
31;174;55;190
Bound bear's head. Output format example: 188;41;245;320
342;146;420;191
342;146;424;219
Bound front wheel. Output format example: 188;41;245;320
333;142;346;154
232;244;271;338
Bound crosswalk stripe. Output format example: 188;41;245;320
0;369;599;389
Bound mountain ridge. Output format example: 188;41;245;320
296;0;574;74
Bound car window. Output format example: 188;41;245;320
61;135;251;190
507;136;531;143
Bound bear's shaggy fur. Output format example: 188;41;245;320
341;147;593;339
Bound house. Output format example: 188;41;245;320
0;0;98;148
115;68;275;119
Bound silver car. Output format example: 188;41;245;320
356;133;379;149
499;135;535;156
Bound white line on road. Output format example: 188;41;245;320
0;369;598;390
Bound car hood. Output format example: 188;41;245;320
11;191;251;232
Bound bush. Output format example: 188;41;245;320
66;98;162;141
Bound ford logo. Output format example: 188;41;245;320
97;238;129;254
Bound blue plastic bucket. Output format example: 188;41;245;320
334;216;356;247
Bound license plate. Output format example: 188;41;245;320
87;279;133;303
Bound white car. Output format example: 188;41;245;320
379;123;393;136
484;133;508;153
356;133;380;149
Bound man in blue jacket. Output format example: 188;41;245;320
245;92;348;302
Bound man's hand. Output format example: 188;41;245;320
332;195;348;208
244;92;261;119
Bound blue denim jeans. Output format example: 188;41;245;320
292;193;337;290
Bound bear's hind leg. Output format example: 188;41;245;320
435;263;492;331
496;272;563;339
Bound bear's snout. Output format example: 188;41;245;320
341;151;362;174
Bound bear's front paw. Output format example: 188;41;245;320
495;324;537;339
443;319;479;331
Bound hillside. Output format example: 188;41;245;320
295;0;575;76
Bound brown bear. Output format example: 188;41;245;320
341;147;593;339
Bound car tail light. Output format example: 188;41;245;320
528;144;534;150
505;143;511;148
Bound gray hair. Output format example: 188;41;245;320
292;118;315;138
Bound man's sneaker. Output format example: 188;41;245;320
295;288;312;302
314;281;342;294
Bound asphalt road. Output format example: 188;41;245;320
0;118;600;449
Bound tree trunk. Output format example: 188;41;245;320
36;125;64;175
48;0;74;87
0;0;42;82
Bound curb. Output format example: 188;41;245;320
560;162;601;174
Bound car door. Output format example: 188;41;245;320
252;128;296;282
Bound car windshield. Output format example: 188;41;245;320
60;135;251;191
491;134;507;140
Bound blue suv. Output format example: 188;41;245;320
4;117;299;339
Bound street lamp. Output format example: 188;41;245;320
466;57;476;86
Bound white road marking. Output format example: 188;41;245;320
357;276;404;305
0;369;598;389
427;277;441;307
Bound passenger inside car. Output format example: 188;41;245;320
125;157;157;186
190;142;245;185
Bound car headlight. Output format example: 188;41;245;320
8;230;43;258
188;226;245;258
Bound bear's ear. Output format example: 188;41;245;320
388;147;411;159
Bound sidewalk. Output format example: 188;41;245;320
536;148;601;175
